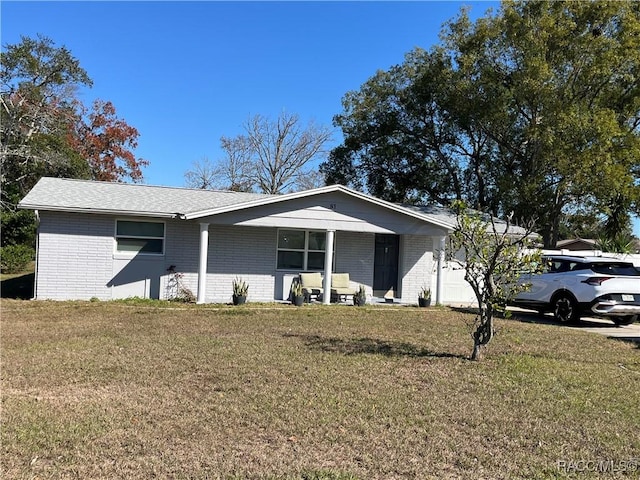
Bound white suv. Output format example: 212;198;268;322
512;255;640;326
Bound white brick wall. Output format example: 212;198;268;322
36;212;114;300
399;235;434;304
35;214;445;304
160;220;200;300
204;225;277;303
157;223;278;303
334;231;375;296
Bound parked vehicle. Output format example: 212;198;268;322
512;255;640;326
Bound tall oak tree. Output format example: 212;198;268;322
323;0;640;246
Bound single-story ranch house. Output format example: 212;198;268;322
19;177;483;305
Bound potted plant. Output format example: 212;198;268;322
290;281;305;306
353;284;367;306
232;277;248;305
418;286;431;307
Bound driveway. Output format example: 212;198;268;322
507;307;640;344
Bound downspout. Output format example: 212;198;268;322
31;210;40;300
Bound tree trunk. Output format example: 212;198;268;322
471;313;494;361
471;341;483;361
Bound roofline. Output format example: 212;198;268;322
556;237;597;244
183;184;455;230
18;179;455;230
17;203;182;219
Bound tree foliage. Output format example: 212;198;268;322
1;35;146;246
1;35;91;210
323;1;640;246
186;112;332;194
0;244;34;274
448;201;541;360
69;99;147;182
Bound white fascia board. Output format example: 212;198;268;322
17;204;180;219
184;184;454;231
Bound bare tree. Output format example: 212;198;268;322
184;157;218;190
244;112;332;194
184;150;254;192
186;112;332;194
295;168;327;191
218;136;254;192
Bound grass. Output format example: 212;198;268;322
1;301;639;479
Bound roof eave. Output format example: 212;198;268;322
17;203;181;219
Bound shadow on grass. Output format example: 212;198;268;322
497;308;640;346
508;309;639;330
1;273;34;299
611;337;640;349
284;333;467;359
451;306;565;327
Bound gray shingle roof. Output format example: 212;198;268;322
404;203;531;236
18;177;271;218
20;178;533;236
19;178;457;230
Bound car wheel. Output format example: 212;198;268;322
612;315;637;327
553;294;579;324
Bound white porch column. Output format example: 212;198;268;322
197;223;210;304
322;230;335;305
435;235;446;305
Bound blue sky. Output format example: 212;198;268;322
3;1;639;236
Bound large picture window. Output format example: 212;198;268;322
277;229;326;270
116;220;165;255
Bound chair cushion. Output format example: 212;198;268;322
300;272;323;289
331;273;350;289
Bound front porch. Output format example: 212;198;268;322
188;224;448;306
175;184;455;305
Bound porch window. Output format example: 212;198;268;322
116;220;165;255
277;229;326;270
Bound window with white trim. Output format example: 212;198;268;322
277;229;326;270
115;220;165;255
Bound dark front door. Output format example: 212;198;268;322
373;234;399;297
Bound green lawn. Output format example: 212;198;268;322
1;300;639;479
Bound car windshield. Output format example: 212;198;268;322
588;262;640;276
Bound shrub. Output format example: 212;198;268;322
0;244;34;274
165;266;196;303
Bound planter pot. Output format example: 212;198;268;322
418;297;431;307
292;295;305;306
232;294;247;305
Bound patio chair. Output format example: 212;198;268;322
331;273;357;302
299;272;324;302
